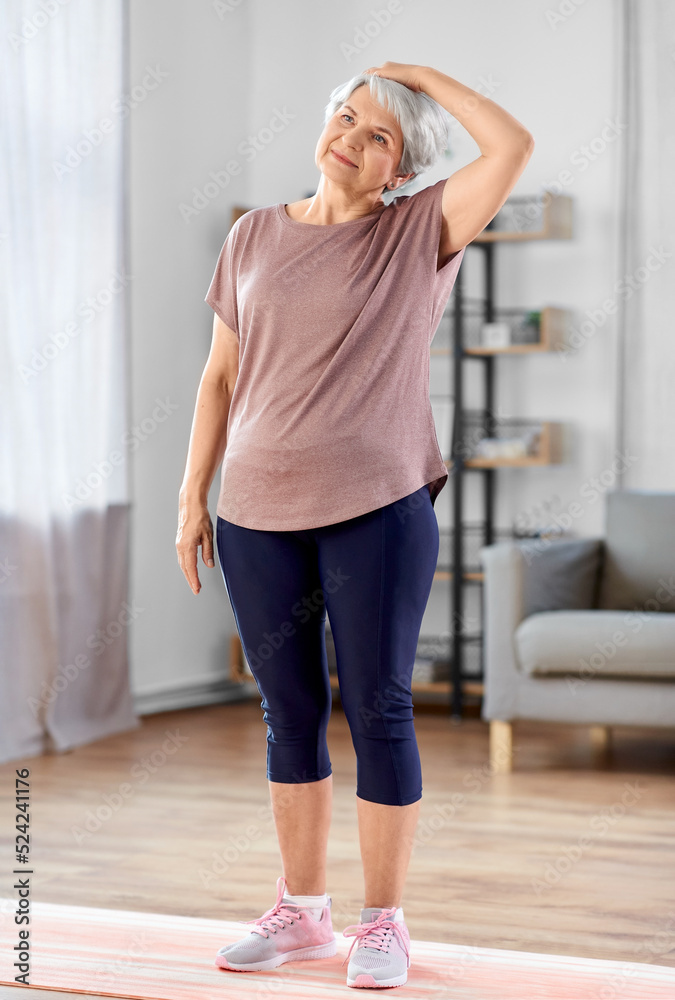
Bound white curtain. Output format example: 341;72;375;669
0;0;139;762
616;0;675;487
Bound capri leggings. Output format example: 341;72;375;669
215;484;439;806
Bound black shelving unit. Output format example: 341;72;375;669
441;191;573;718
450;242;496;719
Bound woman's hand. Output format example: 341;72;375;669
361;61;426;92
176;497;215;595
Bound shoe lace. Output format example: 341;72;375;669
341;907;410;968
241;875;304;938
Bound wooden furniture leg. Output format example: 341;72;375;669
490;720;513;773
590;725;612;754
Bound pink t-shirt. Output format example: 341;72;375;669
205;178;465;531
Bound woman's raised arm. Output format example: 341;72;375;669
363;62;535;261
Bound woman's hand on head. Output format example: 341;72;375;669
176;498;215;595
361;61;425;92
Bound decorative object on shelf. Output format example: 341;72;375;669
480;321;511;348
477;190;572;240
432;305;568;355
510;310;541;345
486;195;545;234
457;414;559;463
450;415;563;468
472;430;540;461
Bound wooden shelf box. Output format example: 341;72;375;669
473;191;573;242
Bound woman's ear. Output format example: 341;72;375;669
387;173;416;191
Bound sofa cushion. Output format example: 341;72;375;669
597;490;675;612
519;537;602;617
514;610;675;679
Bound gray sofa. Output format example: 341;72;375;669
479;490;675;772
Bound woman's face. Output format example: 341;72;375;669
315;83;410;196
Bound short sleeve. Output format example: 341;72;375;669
396;179;466;331
205;228;239;338
413;179;464;263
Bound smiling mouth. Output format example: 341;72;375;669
331;149;357;167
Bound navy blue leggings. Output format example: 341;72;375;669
215;485;439;806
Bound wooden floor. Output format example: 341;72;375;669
2;699;674;970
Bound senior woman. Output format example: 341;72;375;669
177;61;533;989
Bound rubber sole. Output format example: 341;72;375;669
347;971;408;988
216;938;337;972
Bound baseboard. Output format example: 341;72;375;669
132;676;257;716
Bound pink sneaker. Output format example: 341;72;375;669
342;906;411;988
215;875;337;972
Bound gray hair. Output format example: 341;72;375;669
324;73;452;196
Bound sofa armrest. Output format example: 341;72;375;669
479;542;527;720
479;537;604;720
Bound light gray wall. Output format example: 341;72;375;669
129;0;622;703
128;0;250;708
